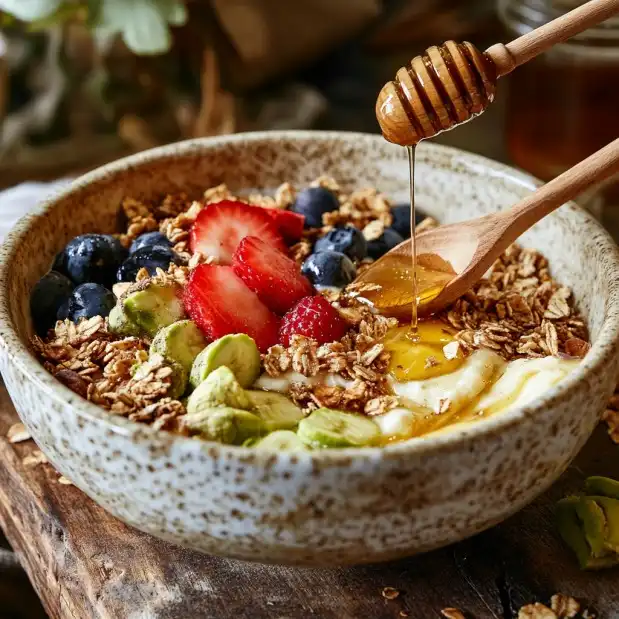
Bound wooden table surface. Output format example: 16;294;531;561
1;384;619;619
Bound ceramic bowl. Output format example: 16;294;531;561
2;131;619;567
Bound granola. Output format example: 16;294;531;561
262;296;397;413
603;389;619;444
518;604;557;619
439;245;588;361
550;594;580;618
30;177;600;447
6;422;31;443
34;316;186;423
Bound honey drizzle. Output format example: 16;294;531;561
407;144;419;341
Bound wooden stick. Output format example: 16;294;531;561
486;0;619;76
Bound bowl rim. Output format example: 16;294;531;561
2;129;619;464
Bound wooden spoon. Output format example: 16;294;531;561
356;137;619;319
376;0;619;146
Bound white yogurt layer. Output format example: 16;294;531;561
252;351;579;443
254;372;354;392
390;349;504;415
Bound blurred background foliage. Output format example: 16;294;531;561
0;0;497;188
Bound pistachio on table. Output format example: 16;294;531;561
556;475;619;569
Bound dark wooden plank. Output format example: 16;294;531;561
1;381;618;619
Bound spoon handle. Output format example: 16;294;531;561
502;137;619;239
486;0;619;77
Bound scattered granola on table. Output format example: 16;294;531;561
6;422;31;444
381;586;400;600
602;388;619;444
29;177;600;448
440;594;587;619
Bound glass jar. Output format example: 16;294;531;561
497;0;619;217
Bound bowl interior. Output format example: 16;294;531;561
1;131;618;418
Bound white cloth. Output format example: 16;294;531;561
0;179;73;244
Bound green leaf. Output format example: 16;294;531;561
0;0;62;21
95;0;185;56
122;2;170;55
158;0;186;26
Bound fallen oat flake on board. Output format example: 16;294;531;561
381;586;399;600
550;594;580;618
439;595;585;619
22;450;48;469
7;422;31;443
603;389;619;444
518;603;558;619
58;476;73;485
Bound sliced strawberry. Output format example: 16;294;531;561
279;295;348;347
189;200;285;264
232;236;313;315
183;264;280;352
263;208;305;243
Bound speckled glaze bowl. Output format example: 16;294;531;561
2;131;619;566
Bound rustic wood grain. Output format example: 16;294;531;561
1;382;618;619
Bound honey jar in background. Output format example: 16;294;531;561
497;0;619;221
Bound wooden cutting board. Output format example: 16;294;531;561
1;382;619;619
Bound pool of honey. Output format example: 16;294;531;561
383;320;463;382
354;253;454;312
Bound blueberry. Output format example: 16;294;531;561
116;245;184;282
60;283;115;322
56;234;127;288
301;251;356;288
130;231;173;254
30;271;74;335
390;204;429;239
366;228;404;260
314;226;367;261
51;250;65;272
57;298;71;321
291;187;339;228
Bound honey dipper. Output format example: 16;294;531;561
376;0;619;145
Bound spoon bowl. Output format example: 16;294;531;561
358;137;619;318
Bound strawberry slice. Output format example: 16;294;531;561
189;200;285;264
263;208;305;243
183;264;280;352
232;236;313;315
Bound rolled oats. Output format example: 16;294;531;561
603;394;619;444
22;450;48;468
33;180;604;438
518;604;558;619
550;594;580;618
365;395;398;416
7;422;31;443
439;244;587;361
381;587;400;600
290;239;313;264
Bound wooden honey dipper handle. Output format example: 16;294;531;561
487;0;619;77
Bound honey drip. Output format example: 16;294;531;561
354;147;453;320
353;140;455;376
408;144;418;340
